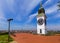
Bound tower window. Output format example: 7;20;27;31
40;29;42;33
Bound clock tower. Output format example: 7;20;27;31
37;2;47;34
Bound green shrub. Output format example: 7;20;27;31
45;31;60;36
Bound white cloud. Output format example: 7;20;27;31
0;12;4;19
43;0;52;7
6;0;15;13
0;1;4;20
22;25;36;30
0;0;43;22
0;0;7;30
10;24;36;30
53;13;60;18
56;14;60;18
15;0;41;21
0;0;7;20
5;0;41;21
45;4;57;14
25;0;40;13
47;25;60;30
0;0;40;30
0;11;6;20
0;10;6;20
25;12;38;23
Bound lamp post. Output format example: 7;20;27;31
7;18;13;42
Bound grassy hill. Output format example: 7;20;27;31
0;32;13;43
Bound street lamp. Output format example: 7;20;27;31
7;18;13;42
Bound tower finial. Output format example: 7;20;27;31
40;1;43;8
38;1;45;14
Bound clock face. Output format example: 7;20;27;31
38;18;44;25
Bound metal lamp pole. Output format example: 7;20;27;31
7;19;13;42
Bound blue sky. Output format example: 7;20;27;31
0;0;60;30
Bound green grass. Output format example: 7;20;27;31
0;32;13;43
45;31;60;36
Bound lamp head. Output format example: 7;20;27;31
7;18;13;21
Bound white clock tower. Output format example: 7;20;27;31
37;2;47;34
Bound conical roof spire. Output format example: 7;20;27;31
38;1;45;14
40;1;43;8
39;1;43;9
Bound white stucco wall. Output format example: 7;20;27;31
37;17;46;34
